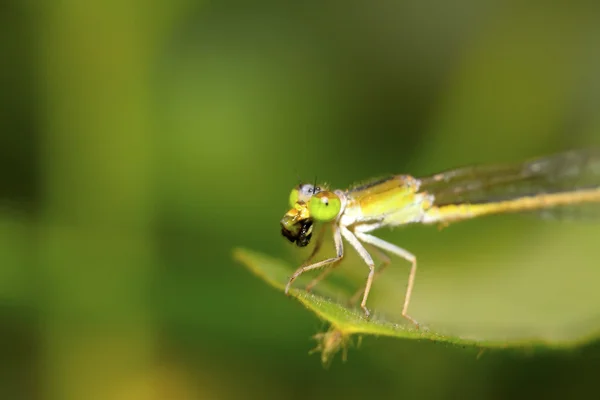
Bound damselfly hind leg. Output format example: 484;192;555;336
354;232;420;328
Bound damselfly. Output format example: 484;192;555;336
280;149;600;327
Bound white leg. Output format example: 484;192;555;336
354;232;419;327
285;225;343;295
305;224;343;292
339;226;376;317
303;224;327;266
349;244;391;305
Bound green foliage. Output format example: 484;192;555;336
234;247;600;363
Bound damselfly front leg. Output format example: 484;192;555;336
304;224;343;292
285;225;344;295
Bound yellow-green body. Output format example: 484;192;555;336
341;175;434;230
281;149;600;325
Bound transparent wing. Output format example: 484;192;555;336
531;202;600;221
418;149;600;209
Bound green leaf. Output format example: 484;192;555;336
233;247;600;363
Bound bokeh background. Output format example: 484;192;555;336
2;1;600;399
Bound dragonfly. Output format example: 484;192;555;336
280;148;600;327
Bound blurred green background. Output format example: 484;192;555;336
2;1;600;399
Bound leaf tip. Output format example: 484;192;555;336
309;326;361;367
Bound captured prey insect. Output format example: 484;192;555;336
280;149;600;327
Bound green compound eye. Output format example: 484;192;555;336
289;187;300;207
308;191;341;222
